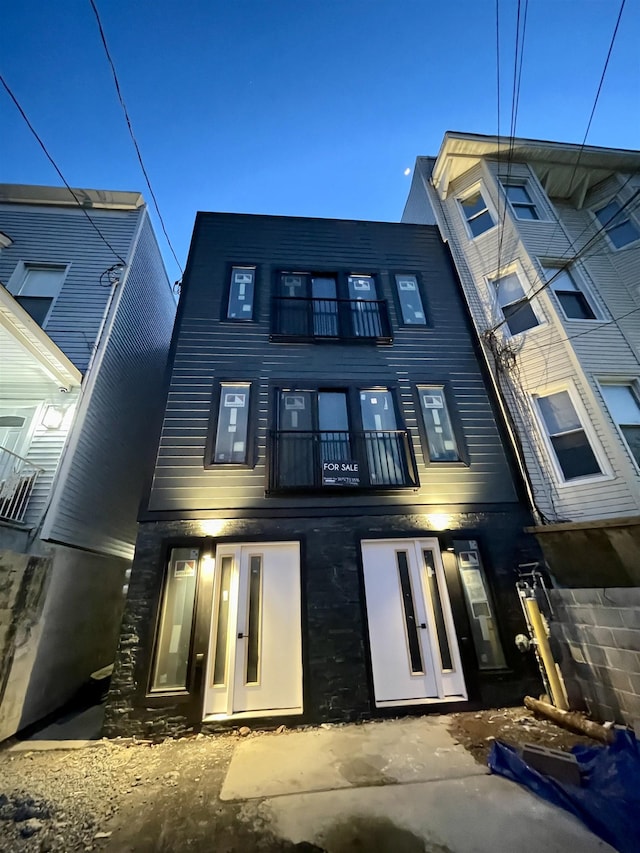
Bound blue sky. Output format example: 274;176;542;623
1;0;638;281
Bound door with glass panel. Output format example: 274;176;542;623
359;391;404;485
361;539;466;706
204;542;302;718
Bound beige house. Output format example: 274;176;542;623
403;133;640;584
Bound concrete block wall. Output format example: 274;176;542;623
549;589;640;725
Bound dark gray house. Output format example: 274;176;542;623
105;213;540;737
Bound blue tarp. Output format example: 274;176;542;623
488;730;640;853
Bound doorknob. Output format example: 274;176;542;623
419;623;427;629
237;632;247;639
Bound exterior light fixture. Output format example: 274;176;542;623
41;405;64;430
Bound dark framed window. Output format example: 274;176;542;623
394;274;427;325
536;390;602;481
492;271;540;336
226;266;256;320
208;382;252;465
271;271;391;342
501;181;540;220
543;265;596;321
11;264;67;327
150;546;200;692
600;383;640;467
594;198;640;249
459;190;495;238
416;385;461;462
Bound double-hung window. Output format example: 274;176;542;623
492;271;539;335
600;383;640;467
210;383;252;465
535;390;602;481
459;190;495;238
501;180;540;220
10;264;67;327
594;198;640;249
542;264;596;321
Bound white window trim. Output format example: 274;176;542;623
499;177;544;223
596;378;640;475
531;382;612;487
537;258;602;323
485;260;546;338
456;183;498;241
6;261;70;327
590;189;640;252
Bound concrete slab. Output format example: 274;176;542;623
9;704;105;751
260;774;615;853
221;716;487;801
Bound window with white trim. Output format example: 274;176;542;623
10;264;66;327
535;390;602;481
542;264;596;321
501;180;540;220
459;190;495;238
600;383;640;467
594;198;640;249
492;271;539;335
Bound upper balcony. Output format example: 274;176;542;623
270;297;393;343
267;429;418;492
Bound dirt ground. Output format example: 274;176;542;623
0;708;602;853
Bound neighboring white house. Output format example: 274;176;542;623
403;133;640;584
0;184;176;739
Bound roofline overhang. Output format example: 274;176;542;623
0;184;145;211
431;131;640;199
0;286;83;389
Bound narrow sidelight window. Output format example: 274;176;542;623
395;274;426;325
536;390;601;480
418;386;460;461
246;555;262;684
151;547;199;691
213;383;251;464
423;550;452;670
396;551;424;674
227;266;255;319
454;542;506;670
212;556;233;686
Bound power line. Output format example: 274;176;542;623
0;73;127;265
88;0;184;277
488;187;640;334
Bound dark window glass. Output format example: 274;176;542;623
595;200;640;249
15;296;53;327
454;542;506;670
360;390;404;485
347;275;382;337
227;267;255;320
418;387;459;461
537;390;601;480
600;384;640;467
213;384;250;463
502;300;540;335
246;556;262;684
556;291;596;320
396;551;424;674
311;276;338;337
504;183;539;220
460;191;495;237
395;274;426;325
423;550;452;670
151;547;199;691
212;555;233;686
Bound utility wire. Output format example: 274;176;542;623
539;0;628;259
0;72;127;265
88;0;184;277
488;187;640;334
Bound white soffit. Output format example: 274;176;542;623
0;288;82;390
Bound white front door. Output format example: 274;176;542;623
203;542;303;719
361;539;467;707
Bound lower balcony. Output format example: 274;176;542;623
0;447;43;524
268;430;418;492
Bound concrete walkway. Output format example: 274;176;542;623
224;717;614;853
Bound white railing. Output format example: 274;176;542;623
0;446;43;523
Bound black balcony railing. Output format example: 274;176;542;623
268;430;418;491
271;297;392;342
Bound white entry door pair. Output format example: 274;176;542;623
202;537;466;720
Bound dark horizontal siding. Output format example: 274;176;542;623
147;215;522;514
